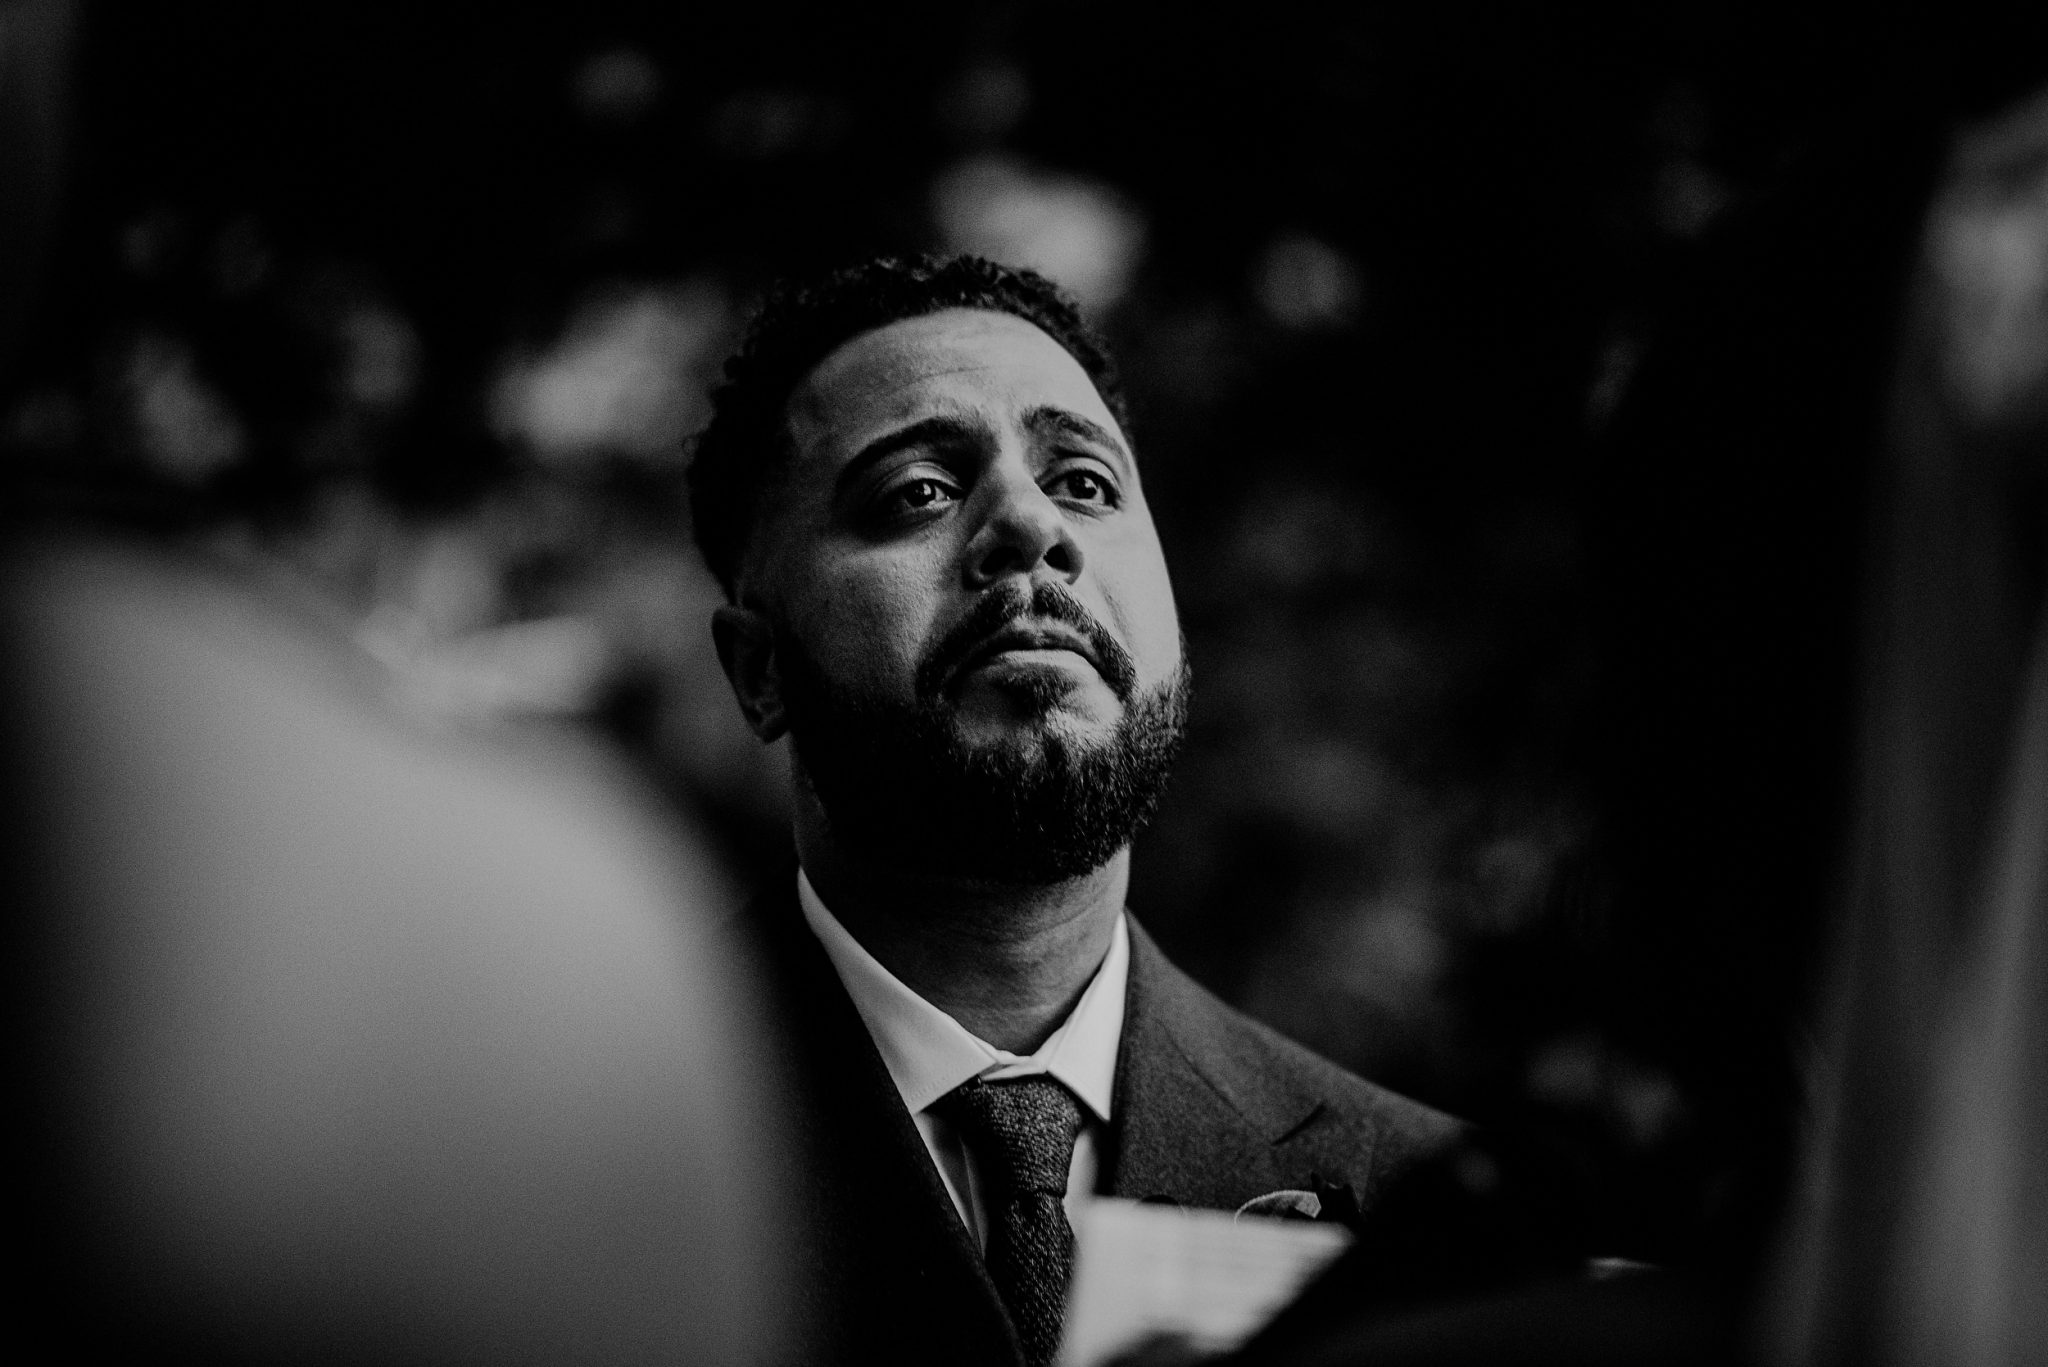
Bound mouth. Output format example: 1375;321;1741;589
954;621;1102;684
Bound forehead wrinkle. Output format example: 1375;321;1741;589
800;357;1041;439
871;357;1016;391
799;311;1095;412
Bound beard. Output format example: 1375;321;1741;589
777;596;1190;886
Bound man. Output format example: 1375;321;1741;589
689;255;1461;1366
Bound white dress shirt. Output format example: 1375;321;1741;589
796;868;1129;1250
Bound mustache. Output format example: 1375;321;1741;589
915;581;1140;702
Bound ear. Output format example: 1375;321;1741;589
711;604;787;742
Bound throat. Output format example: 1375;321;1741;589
803;850;1128;1054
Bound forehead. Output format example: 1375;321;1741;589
782;308;1123;466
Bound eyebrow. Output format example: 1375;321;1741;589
1024;407;1132;471
830;405;1134;503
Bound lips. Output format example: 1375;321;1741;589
914;582;1140;704
955;621;1101;681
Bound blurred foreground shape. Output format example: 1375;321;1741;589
3;533;793;1365
1768;74;2048;1367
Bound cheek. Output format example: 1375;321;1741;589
1097;540;1182;685
785;556;941;693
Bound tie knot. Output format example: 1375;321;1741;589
937;1076;1085;1196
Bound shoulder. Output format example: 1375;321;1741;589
1123;915;1464;1192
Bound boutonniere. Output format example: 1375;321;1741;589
1235;1189;1321;1221
1234;1178;1359;1227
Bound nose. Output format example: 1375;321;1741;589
964;463;1084;587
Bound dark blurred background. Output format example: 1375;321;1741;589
10;0;2029;1283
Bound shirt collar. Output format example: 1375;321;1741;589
796;867;1127;1124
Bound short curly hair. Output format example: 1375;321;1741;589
686;254;1132;599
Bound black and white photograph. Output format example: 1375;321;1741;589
5;3;2044;1363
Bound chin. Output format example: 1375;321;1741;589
953;688;1120;753
957;664;1121;720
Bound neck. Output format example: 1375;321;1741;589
796;805;1127;1054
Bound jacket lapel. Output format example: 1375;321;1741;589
747;889;1375;1358
1104;917;1368;1209
747;878;1024;1367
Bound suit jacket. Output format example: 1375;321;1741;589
739;877;1463;1367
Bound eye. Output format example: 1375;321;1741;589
1047;467;1120;508
878;474;960;518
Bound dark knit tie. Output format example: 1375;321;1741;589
936;1075;1086;1367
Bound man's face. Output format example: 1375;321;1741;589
749;307;1181;749
732;307;1187;881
